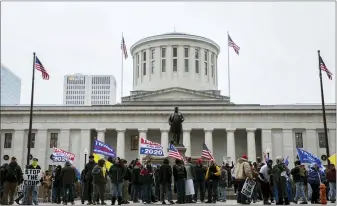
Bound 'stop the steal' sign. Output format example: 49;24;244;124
23;169;42;186
139;137;164;156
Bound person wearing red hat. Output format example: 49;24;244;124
234;154;253;204
193;159;206;203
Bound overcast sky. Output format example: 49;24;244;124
1;2;335;105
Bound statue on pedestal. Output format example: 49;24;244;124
168;107;184;145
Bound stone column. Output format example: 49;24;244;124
96;129;106;143
37;130;48;170
183;129;192;157
305;129;318;156
261;129;273;160
80;129;91;170
283;129;294;166
59;129;70;151
246;128;256;162
204;129;214;154
160;129;169;156
117;129;126;159
13;130;25;168
138;129;147;162
226;128;236;163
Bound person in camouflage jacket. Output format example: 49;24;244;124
271;156;290;205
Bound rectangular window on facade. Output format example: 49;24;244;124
184;59;189;72
4;133;12;148
131;135;139;150
136;54;140;77
161;59;166;72
184;48;189;58
173;59;178;72
142;51;146;61
204;51;208;61
50;133;58;148
173;47;178;58
151;61;155;73
195;60;199;73
151;49;155;59
27;133;36;148
204;62;208;75
195;49;199;59
161;48;166;58
143;63;146;75
318;132;326;148
295;132;303;148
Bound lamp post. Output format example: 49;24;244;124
266;148;270;160
84;148;88;167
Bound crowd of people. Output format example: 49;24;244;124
0;154;336;205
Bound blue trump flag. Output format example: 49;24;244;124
93;139;116;157
296;148;325;171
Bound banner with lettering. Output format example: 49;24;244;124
23;169;42;186
52;147;75;162
93;139;116;157
139;137;164;156
296;148;325;171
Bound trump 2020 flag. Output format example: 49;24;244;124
93;139;116;157
296;148;325;171
139;137;164;156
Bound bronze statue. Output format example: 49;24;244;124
168;107;184;145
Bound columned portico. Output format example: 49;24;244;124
13;130;25;167
261;129;273;160
97;129;106;142
37;130;48;170
204;129;213;154
160;129;169;156
80;129;91;169
138;129;147;161
117;130;126;158
183;129;191;157
226;128;236;162
246;128;256;162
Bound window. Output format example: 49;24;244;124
131;135;139;150
195;49;199;74
4;133;12;148
184;48;189;58
318;132;326;148
184;48;189;72
173;47;178;72
184;59;189;72
151;49;155;73
295;132;303;148
211;53;214;77
136;54;140;77
204;62;208;75
204;51;208;75
161;48;166;72
142;51;146;75
27;133;36;148
50;133;58;148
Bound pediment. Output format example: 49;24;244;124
122;87;229;102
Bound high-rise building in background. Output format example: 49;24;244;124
1;64;21;105
63;74;117;106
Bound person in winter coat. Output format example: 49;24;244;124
290;160;307;204
258;160;273;205
158;158;174;204
60;160;77;205
218;165;228;202
193;158;206;203
185;157;196;203
205;160;221;203
122;160;132;204
224;162;234;188
1;157;23;205
22;158;43;205
131;161;142;203
52;165;62;204
326;164;336;203
272;157;290;205
307;163;320;204
173;159;187;204
83;155;97;205
92;159;108;205
234;154;253;204
108;157;125;205
42;170;52;202
140;160;154;204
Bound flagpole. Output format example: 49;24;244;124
121;33;124;102
27;52;36;166
317;50;330;166
227;31;231;99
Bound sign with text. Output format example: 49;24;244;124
241;178;256;198
93;139;116;157
139;137;164;156
23;169;42;186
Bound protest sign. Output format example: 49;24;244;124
139;137;164;156
241;178;256;198
23;169;42;186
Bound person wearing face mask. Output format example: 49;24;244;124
22;158;43;205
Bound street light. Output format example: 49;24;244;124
266;148;271;159
84;148;88;167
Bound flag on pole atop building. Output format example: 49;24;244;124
168;144;183;160
228;34;240;55
319;55;333;80
201;143;215;160
35;56;50;80
121;36;128;59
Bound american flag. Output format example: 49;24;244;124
121;36;128;59
228;34;240;55
319;55;333;80
168;144;183;160
201;143;215;161
35;56;49;80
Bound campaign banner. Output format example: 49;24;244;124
139;137;164;156
52;147;75;162
93;139;116;157
23;169;42;186
241;178;256;198
296;148;325;171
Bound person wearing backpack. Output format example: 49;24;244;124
1;156;23;205
173;159;187;204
